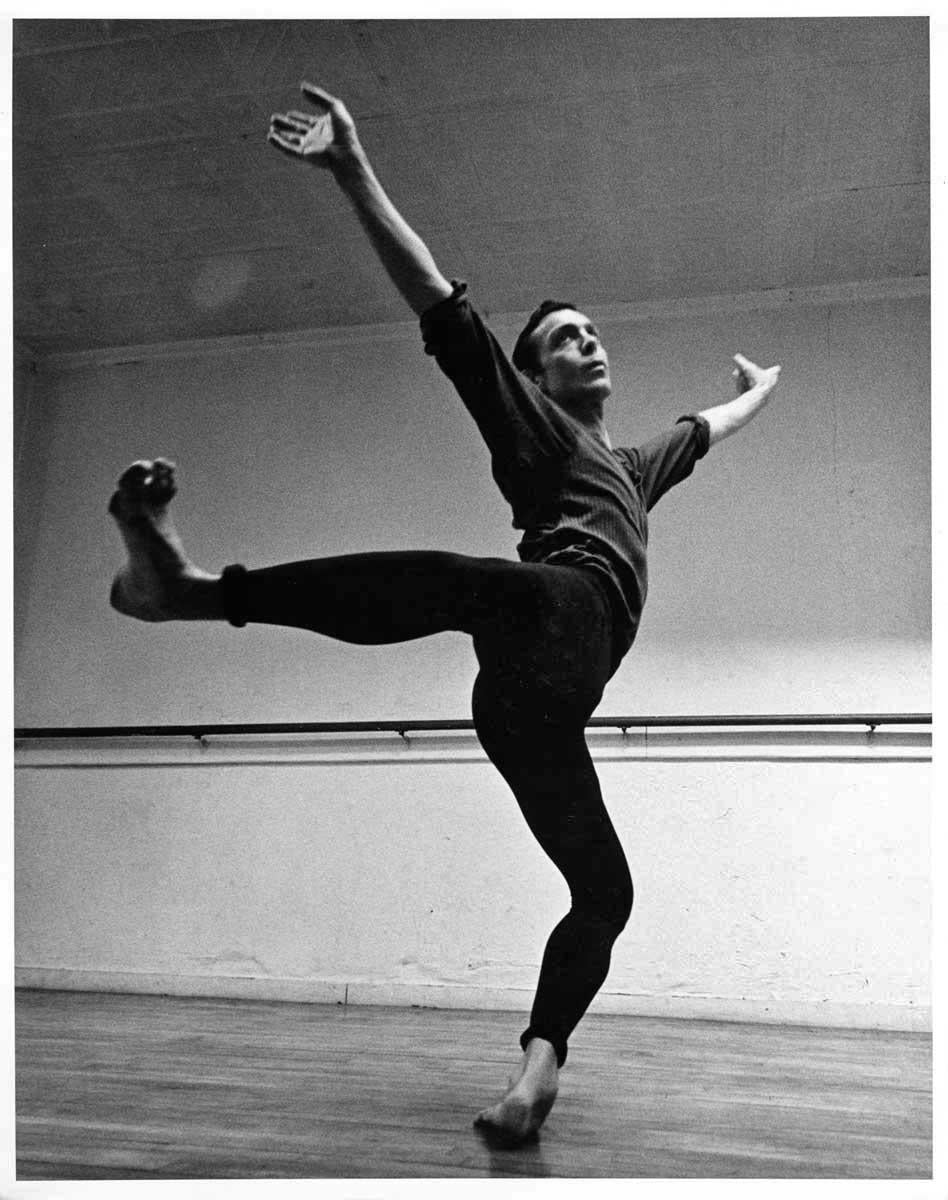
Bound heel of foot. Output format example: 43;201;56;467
110;572;162;622
110;574;129;614
474;1086;557;1147
474;1098;533;1146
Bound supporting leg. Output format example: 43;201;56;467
474;714;634;1068
469;570;633;1144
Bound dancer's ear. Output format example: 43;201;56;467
525;367;549;396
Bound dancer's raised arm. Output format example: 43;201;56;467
269;84;453;317
699;353;781;447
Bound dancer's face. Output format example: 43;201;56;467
527;309;612;409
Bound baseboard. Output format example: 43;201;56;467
15;967;931;1033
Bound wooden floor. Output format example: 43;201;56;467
15;989;931;1180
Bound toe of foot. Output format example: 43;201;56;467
115;458;177;505
151;458;177;500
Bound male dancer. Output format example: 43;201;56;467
109;83;780;1145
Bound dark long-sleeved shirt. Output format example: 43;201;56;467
420;282;709;646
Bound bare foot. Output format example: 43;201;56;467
108;459;221;621
474;1038;559;1147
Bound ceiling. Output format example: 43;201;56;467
12;17;930;357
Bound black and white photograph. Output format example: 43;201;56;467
9;13;935;1186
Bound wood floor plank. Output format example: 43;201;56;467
15;990;931;1179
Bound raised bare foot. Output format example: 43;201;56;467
474;1038;559;1147
108;459;221;621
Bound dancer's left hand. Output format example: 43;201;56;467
732;353;781;398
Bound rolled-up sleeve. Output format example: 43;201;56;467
420;282;576;502
622;414;710;511
419;280;478;363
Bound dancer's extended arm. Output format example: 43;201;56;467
269;84;453;317
699;354;781;447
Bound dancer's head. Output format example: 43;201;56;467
513;300;612;409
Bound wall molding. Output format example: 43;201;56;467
15;967;930;1034
13;726;932;769
38;275;929;372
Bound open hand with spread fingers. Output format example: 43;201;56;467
268;83;361;169
732;353;781;398
266;78;451;315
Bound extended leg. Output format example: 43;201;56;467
217;549;536;644
108;459;541;641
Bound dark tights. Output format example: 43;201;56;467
221;551;634;1067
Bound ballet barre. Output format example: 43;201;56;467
13;713;932;744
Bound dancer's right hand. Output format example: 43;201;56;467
268;84;361;169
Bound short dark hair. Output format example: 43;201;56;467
512;299;577;374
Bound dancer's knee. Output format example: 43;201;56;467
580;875;634;937
607;876;635;933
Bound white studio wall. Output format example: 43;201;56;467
14;283;930;726
14;281;931;1029
15;743;930;1031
